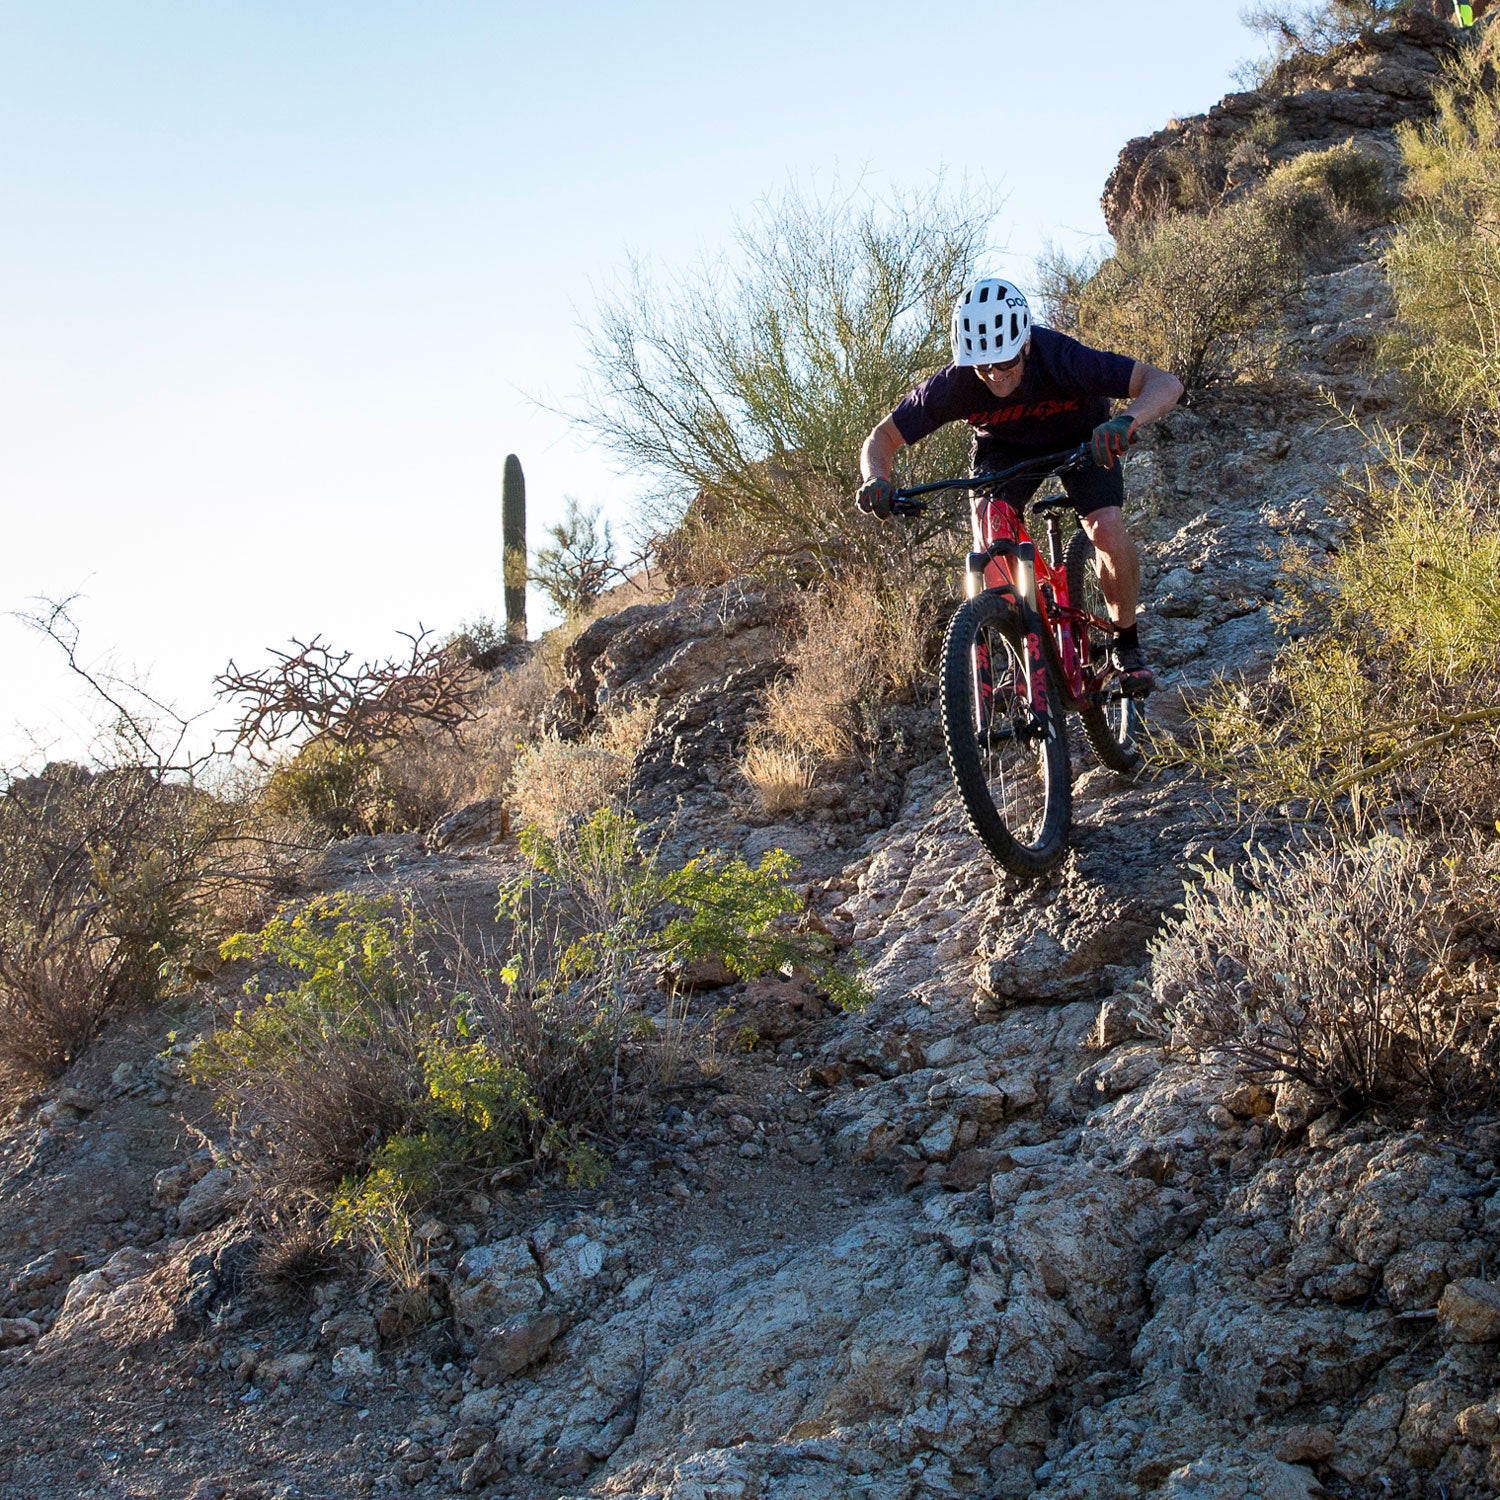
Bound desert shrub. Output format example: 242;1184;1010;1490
1269;140;1396;227
445;616;506;670
1242;2;1426;79
1151;837;1499;1113
191;895;438;1189
508;738;633;838
0;760;269;1086
506;704;651;838
581;180;986;570
220;630;485;838
1066;191;1304;387
509;806;868;1015
195;809;864;1256
1386;48;1500;418
1180;427;1500;827
533;499;618;617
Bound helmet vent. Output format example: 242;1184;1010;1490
978;286;989;302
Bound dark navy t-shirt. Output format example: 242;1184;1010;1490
890;326;1135;471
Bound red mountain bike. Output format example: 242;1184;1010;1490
891;444;1144;878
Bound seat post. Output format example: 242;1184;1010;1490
1045;513;1064;569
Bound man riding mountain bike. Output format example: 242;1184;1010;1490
856;277;1184;695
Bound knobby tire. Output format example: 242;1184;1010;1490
940;588;1071;877
1064;529;1144;774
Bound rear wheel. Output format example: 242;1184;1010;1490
940;588;1071;877
1064;529;1144;773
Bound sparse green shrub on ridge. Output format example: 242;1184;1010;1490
1386;47;1500;418
1178;427;1500;827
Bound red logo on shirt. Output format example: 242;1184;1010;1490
969;398;1082;427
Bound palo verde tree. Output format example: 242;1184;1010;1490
578;179;994;555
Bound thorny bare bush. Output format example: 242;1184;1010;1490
740;561;952;814
218;629;481;757
1177;425;1500;829
1151;837;1500;1114
219;629;491;839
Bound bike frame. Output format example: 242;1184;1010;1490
892;445;1122;712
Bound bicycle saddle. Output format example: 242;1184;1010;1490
1028;493;1074;515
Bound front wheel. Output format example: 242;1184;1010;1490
940;589;1072;877
1064;529;1145;773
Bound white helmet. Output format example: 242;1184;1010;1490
951;277;1031;366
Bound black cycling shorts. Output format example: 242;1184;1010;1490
978;446;1125;518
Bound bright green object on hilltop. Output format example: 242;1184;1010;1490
503;453;528;643
1454;2;1474;25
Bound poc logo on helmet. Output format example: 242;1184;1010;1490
951;277;1031;365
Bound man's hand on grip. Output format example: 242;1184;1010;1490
1090;414;1136;469
856;476;896;519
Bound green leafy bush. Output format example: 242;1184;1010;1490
581;180;984;577
1386;48;1500;418
195;810;865;1259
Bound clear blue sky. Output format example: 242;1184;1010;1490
0;1;1254;766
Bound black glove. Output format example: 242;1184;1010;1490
1091;414;1137;469
856;476;896;519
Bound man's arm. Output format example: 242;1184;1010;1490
860;415;908;482
1121;361;1184;431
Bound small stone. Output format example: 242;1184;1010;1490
330;1345;378;1380
257;1352;316;1384
0;1317;41;1347
445;1424;494;1461
1206;1104;1235;1130
1307;1111;1341;1147
1457;1402;1500;1444
319;1312;377;1348
176;1168;237;1235
923;1037;964;1069
1223;1082;1275;1118
56;1087;98;1113
1094;995;1145;1048
941;1148;1012;1192
917;1116;959;1162
1438;1278;1500;1342
470;1310;562;1381
9;1247;74;1294
1273;1424;1337;1463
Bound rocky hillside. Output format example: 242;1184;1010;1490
3;19;1499;1500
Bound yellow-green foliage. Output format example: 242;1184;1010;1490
1060;142;1390;390
512;806;869;1012
1387;50;1500;417
1180;428;1500;819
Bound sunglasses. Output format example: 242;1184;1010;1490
976;349;1026;374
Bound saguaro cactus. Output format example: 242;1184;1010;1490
502;454;527;643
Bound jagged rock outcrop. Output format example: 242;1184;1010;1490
1101;11;1459;238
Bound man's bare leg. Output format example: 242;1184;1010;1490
1079;505;1140;626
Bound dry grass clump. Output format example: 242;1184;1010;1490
740;567;946;814
509;739;634;839
508;701;655;838
739;742;817;817
1151;837;1500;1115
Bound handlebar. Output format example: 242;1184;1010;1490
888;443;1093;516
